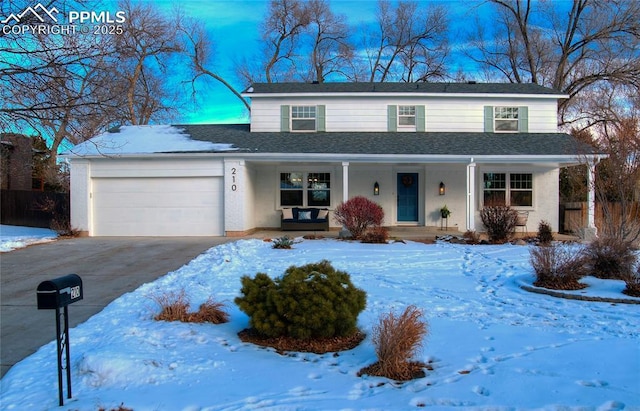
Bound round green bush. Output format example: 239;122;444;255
235;260;367;339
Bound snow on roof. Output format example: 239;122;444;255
63;125;236;156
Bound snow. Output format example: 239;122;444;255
63;125;236;156
0;225;57;252
1;238;639;410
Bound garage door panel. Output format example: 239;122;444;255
92;177;223;236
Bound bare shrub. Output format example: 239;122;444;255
480;205;518;243
359;305;429;381
152;291;229;324
624;266;640;297
530;244;587;290
153;290;190;322
361;226;389;244
190;298;229;324
582;236;637;280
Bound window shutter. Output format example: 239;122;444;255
416;105;426;132
518;106;528;132
388;105;397;132
484;106;493;132
316;105;326;132
280;105;290;132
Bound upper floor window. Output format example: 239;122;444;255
494;107;519;132
291;106;316;131
398;105;416;127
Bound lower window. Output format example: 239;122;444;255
280;172;331;207
483;173;532;207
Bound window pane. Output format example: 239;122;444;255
483;173;506;189
292;119;315;130
495;120;518;131
510;173;532;189
281;190;303;206
280;173;303;189
399;106;415;115
308;190;330;206
399;116;416;126
510;191;532;206
307;173;330;189
484;191;506;206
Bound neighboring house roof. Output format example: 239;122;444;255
243;82;566;97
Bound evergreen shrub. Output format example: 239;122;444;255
334;196;384;239
537;220;554;245
235;260;367;339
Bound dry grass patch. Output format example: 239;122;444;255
152;291;228;324
359;305;429;381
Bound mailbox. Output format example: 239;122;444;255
37;274;83;310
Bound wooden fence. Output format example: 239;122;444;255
1;190;69;228
560;201;640;234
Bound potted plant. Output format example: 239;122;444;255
440;205;451;218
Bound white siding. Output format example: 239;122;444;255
249;96;559;133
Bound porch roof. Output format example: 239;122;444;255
178;124;598;161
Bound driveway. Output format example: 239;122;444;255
0;236;231;378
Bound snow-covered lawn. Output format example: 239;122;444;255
1;238;638;411
0;225;57;252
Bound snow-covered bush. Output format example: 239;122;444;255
235;260;366;339
480;205;518;243
334;196;384;239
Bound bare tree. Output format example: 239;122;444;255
468;0;640;127
592;118;640;244
113;0;184;125
304;0;353;83
179;17;250;112
363;0;449;82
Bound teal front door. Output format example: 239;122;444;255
397;173;419;222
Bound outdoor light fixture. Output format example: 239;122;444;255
439;182;445;195
374;181;380;195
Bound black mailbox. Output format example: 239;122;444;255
37;274;83;310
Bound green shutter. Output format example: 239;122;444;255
280;105;290;132
484;106;493;132
518;106;528;132
416;105;426;132
316;105;325;132
388;105;397;132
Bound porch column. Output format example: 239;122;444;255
342;162;349;201
587;160;597;231
224;159;247;236
466;161;476;231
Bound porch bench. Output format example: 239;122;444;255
281;208;330;231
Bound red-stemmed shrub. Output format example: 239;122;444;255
334;196;384;240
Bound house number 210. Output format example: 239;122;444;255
231;168;237;191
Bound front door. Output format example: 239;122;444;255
397;173;419;222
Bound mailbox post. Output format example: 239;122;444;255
36;274;83;406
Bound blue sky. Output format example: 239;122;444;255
146;0;482;125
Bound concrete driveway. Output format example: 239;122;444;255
0;236;231;378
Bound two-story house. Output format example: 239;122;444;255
64;82;601;237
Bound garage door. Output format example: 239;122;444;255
92;177;224;236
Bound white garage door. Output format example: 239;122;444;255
92;177;224;236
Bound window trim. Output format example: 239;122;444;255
481;171;534;208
